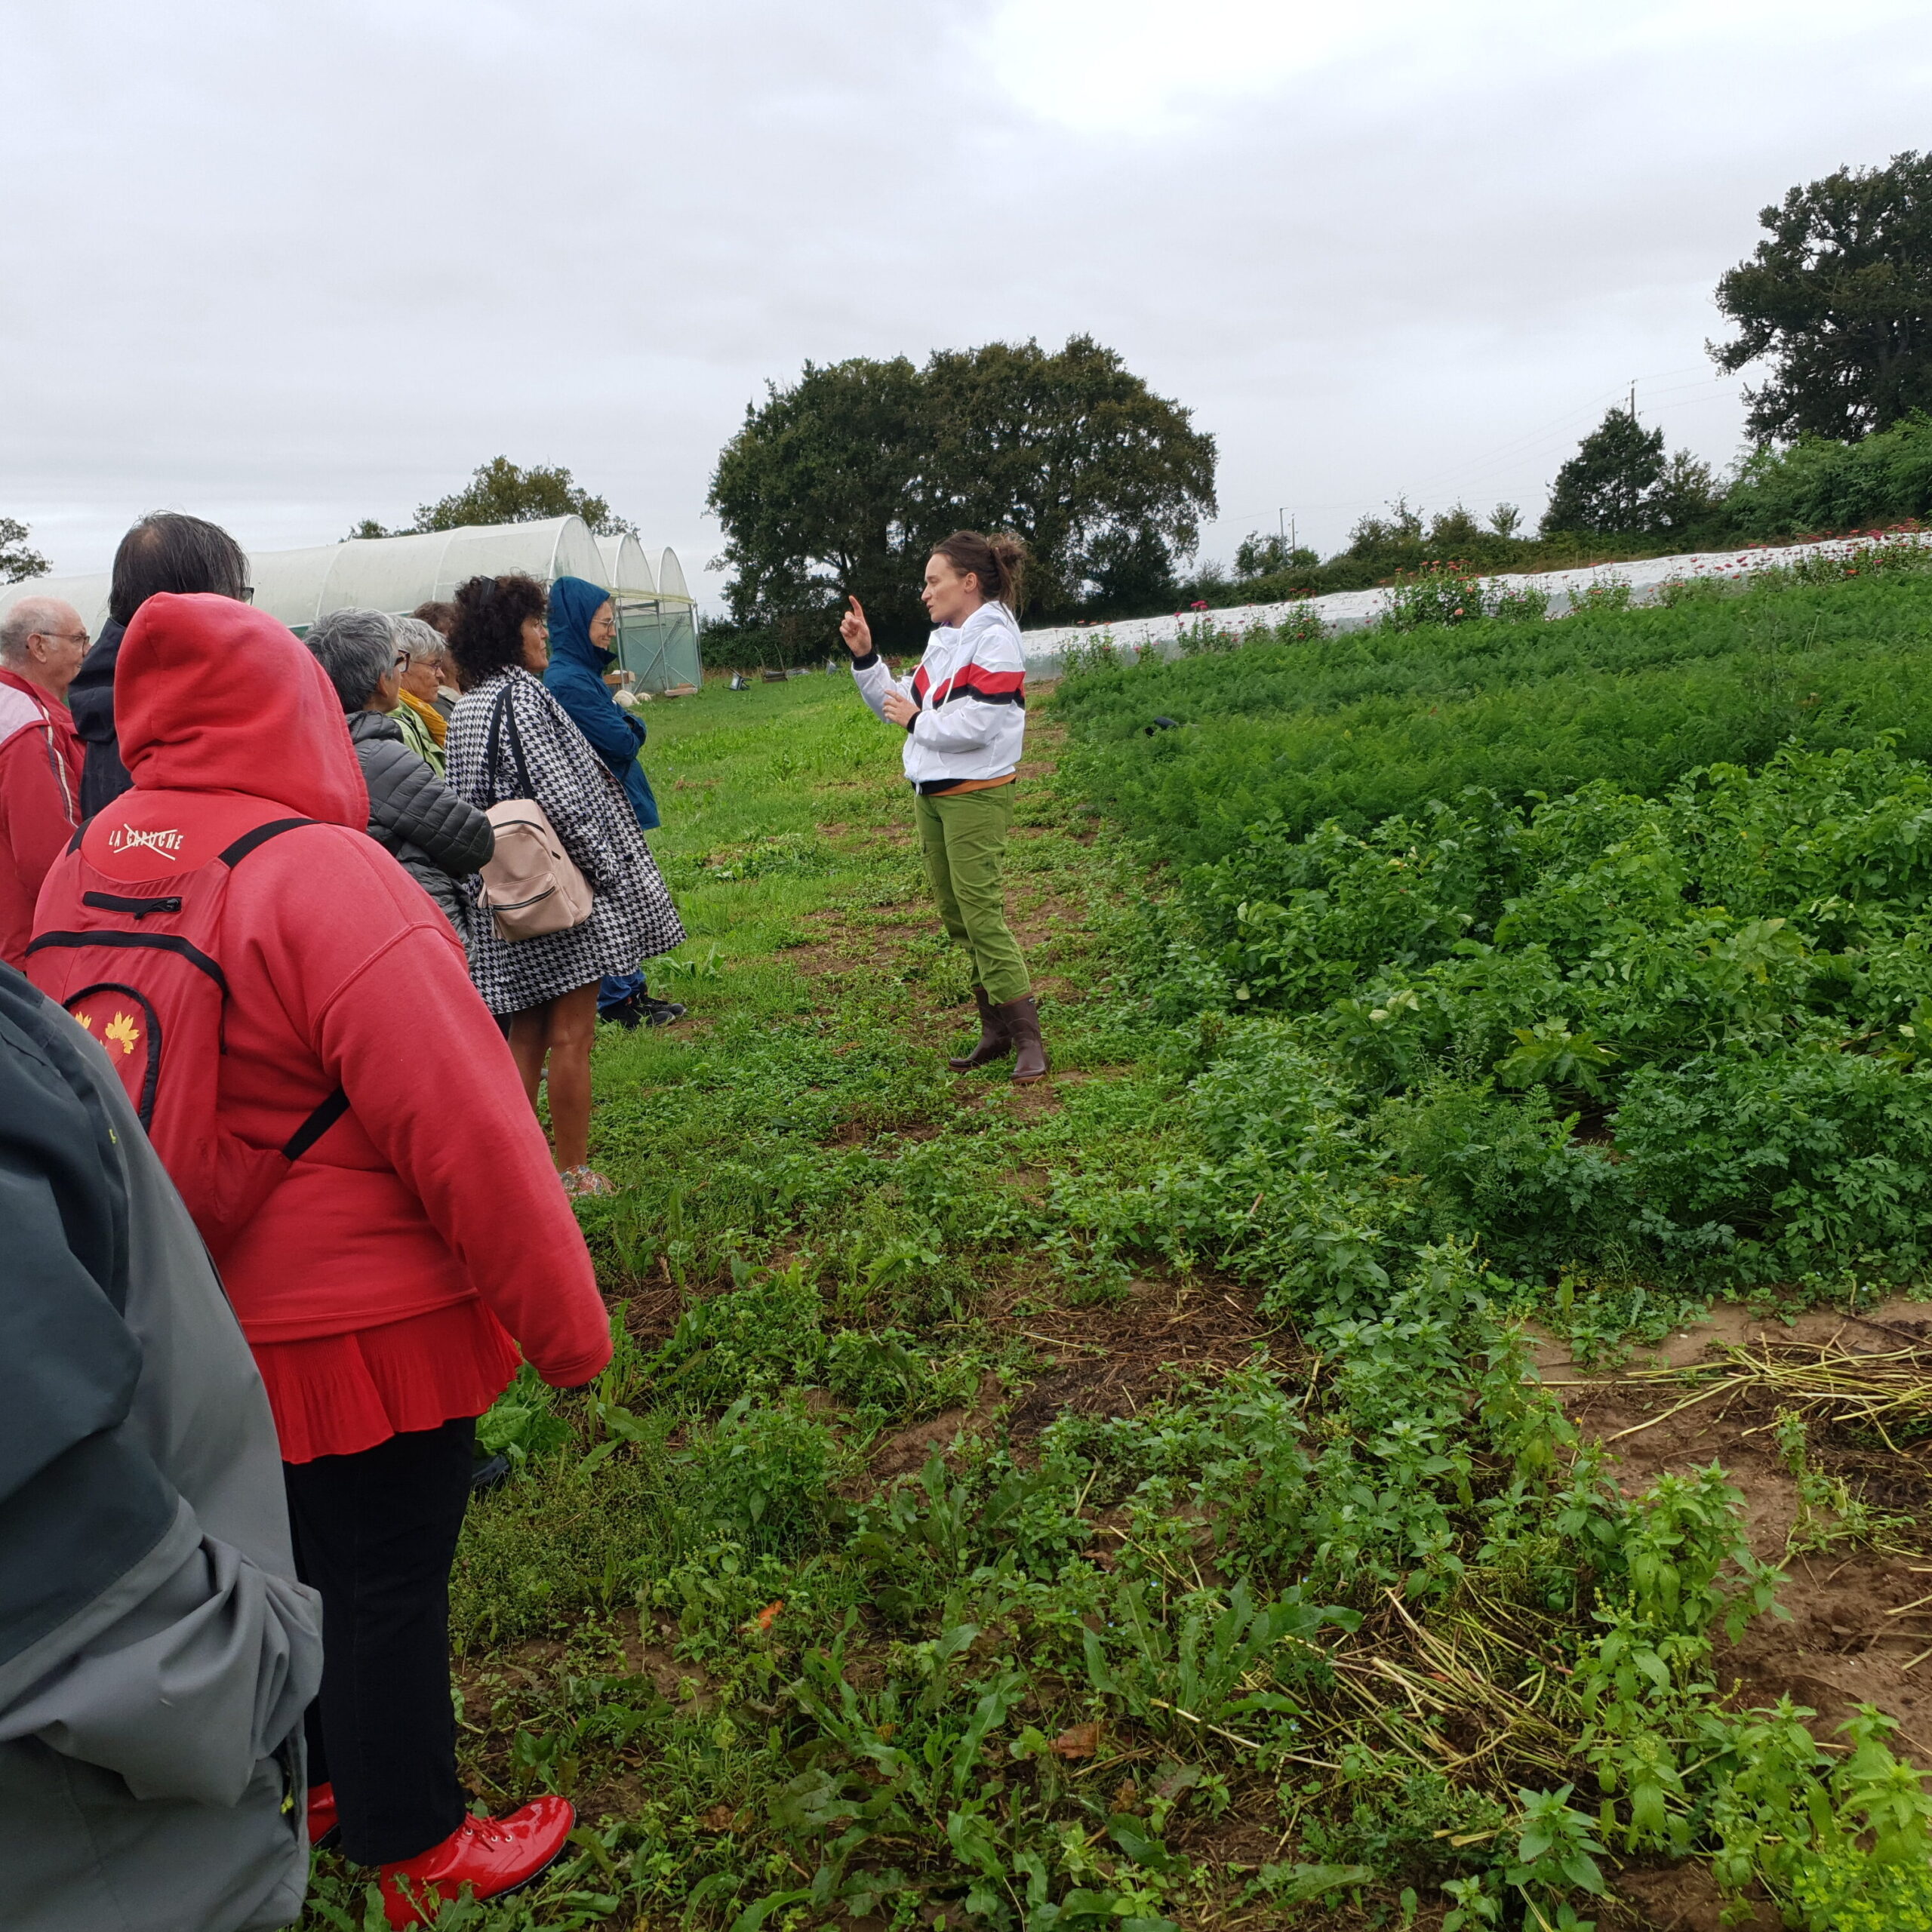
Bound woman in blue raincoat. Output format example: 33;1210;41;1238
543;576;687;1026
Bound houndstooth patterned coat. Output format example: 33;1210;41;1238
447;667;685;1014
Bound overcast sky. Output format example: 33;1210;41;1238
4;0;1929;611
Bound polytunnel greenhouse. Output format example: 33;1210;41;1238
0;515;702;693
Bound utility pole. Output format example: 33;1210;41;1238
1629;378;1637;419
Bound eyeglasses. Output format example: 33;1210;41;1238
240;585;255;605
394;652;411;670
38;629;90;647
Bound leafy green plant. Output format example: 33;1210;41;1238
1786;1845;1932;1932
477;1364;573;1468
1381;561;1490;631
1774;1407;1915;1555
1493;1019;1619;1100
1501;1786;1607;1931
1080;1579;1357;1743
678;1394;843;1555
1567;577;1633;614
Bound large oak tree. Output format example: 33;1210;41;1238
707;336;1217;648
1712;151;1932;442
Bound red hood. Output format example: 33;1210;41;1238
118;592;368;827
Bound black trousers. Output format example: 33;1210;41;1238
284;1415;475;1866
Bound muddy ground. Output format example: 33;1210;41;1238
1530;1300;1932;1930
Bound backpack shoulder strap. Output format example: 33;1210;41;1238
218;817;318;867
283;1086;349;1160
485;680;536;801
211;814;349;1161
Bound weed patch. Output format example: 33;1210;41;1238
302;653;1932;1930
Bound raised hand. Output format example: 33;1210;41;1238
838;595;872;657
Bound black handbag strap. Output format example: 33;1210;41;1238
484;678;537;802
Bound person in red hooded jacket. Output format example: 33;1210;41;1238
29;593;614;1927
0;595;87;967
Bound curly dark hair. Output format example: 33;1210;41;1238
448;574;548;689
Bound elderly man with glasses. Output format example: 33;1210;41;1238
0;595;87;966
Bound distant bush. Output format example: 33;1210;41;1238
1130;420;1932;633
1724;412;1932;539
1380;560;1550;631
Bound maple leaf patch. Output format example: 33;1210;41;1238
105;1012;140;1056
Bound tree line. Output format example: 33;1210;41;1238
8;152;1932;652
700;148;1932;655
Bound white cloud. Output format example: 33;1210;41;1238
3;1;1930;601
981;0;1391;134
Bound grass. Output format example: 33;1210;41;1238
297;660;1932;1932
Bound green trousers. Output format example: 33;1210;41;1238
912;785;1032;1007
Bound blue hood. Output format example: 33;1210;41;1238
542;575;660;832
546;575;617;674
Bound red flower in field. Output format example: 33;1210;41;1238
1190;599;1209;611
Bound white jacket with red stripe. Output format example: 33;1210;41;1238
851;600;1027;793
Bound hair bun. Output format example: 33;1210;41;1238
931;530;1026;609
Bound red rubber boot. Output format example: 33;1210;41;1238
379;1798;574;1927
306;1781;339;1847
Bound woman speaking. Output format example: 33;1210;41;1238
840;531;1046;1081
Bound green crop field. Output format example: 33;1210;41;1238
1054;543;1932;863
303;601;1932;1932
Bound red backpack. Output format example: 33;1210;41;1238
26;802;349;1259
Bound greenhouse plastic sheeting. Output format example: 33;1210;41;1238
0;571;112;637
2;516;702;682
254;516;612;633
657;549;690;598
614;603;701;693
593;534;701;692
596;533;656;595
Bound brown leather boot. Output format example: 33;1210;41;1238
948;985;1011;1070
999;996;1049;1084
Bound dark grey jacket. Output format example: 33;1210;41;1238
67;616;134;817
0;966;323;1931
347;710;494;933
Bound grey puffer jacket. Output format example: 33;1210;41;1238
346;709;494;933
0;965;323;1931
